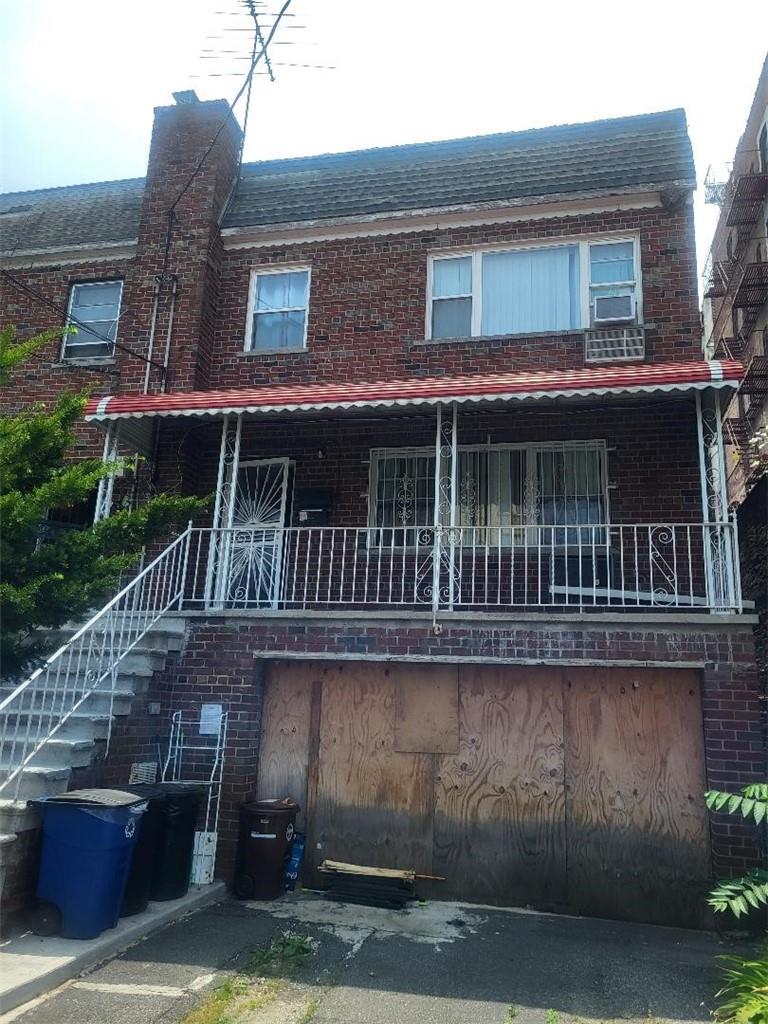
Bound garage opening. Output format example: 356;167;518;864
257;660;710;928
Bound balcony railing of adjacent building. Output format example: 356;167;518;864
179;522;742;615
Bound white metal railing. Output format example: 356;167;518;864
0;525;193;798
182;522;741;614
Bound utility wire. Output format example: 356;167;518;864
3;1;293;379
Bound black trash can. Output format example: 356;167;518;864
119;784;167;917
234;799;299;900
150;783;205;901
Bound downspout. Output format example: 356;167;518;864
142;277;162;394
160;275;179;393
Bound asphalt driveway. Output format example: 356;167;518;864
2;893;741;1024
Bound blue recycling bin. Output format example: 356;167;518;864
32;789;147;939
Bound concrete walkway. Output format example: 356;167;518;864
0;883;226;1016
1;893;745;1024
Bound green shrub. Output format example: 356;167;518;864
714;950;768;1024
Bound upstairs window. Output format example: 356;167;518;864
428;237;639;340
246;267;310;352
589;241;636;325
64;280;122;359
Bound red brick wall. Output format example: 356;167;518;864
0;258;134;459
154;397;706;529
211;203;701;389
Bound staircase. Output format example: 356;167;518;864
0;529;192;917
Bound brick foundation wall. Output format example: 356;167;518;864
101;612;763;891
0;828;41;936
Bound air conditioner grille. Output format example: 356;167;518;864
585;327;645;363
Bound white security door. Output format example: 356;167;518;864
223;459;291;608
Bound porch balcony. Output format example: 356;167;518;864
85;359;746;618
179;521;741;614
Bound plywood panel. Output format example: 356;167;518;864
394;663;459;753
312;662;434;877
433;665;566;908
563;667;710;928
258;661;315;827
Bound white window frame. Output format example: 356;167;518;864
62;279;123;360
243;264;312;353
425;235;642;341
368;440;609;546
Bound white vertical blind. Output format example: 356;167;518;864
480;246;580;335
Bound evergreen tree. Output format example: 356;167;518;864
0;326;206;676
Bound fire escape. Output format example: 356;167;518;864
703;157;768;472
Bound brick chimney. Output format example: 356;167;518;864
119;93;242;392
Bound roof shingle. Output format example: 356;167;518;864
1;109;695;252
224;109;695;229
0;178;144;254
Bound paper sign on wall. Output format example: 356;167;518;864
199;703;223;736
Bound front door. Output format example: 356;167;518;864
223;458;291;608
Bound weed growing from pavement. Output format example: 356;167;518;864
180;932;314;1024
297;997;320;1023
546;1010;560;1024
505;1006;518;1021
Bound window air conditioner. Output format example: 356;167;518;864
593;294;635;324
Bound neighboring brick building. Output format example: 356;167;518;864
0;94;763;929
702;54;768;736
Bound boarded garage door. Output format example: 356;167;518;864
258;661;710;927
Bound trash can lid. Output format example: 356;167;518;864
37;788;147;807
152;782;207;795
242;798;300;814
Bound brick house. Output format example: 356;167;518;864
0;94;763;930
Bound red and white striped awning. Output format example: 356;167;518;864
85;360;742;422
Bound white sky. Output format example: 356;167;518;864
0;1;766;278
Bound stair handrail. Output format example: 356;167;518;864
0;524;193;798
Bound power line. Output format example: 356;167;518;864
2;2;294;384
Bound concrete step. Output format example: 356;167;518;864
0;736;95;771
0;686;136;718
2;649;168;692
53;617;185;651
0;765;70;800
0;831;18;869
0;711;111;743
0;799;39;834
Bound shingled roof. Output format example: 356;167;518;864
223;109;696;229
0;177;144;254
0;109;695;253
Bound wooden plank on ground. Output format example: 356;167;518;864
563;667;711;928
258;661;314;828
312;662;434;876
394;663;459;753
320;860;416;881
433;664;566;908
